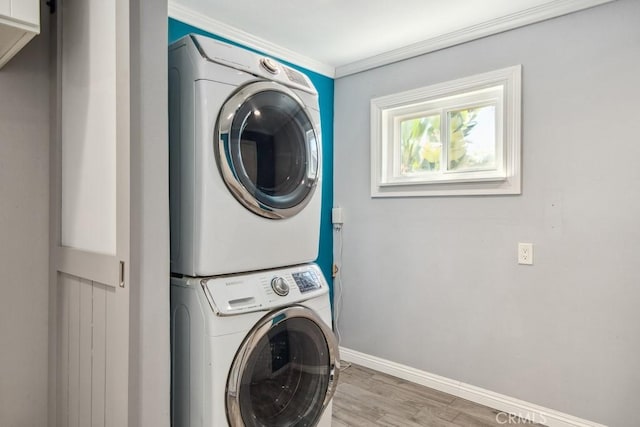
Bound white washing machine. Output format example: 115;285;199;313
169;35;323;276
171;263;339;427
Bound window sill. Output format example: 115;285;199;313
371;175;521;198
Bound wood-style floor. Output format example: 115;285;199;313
332;363;543;427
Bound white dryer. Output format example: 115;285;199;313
169;35;323;276
171;263;339;427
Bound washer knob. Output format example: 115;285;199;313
260;57;279;74
271;277;290;296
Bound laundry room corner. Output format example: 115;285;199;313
167;18;335;299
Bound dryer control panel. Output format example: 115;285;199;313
202;263;328;316
191;34;317;95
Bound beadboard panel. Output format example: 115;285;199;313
56;274;113;427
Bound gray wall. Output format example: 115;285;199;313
334;1;640;426
0;7;50;427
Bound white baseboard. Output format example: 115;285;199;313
339;347;607;427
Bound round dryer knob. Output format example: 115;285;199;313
271;276;290;296
260;57;279;74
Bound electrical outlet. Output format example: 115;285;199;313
518;243;533;265
332;207;344;225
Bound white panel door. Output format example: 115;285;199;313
60;0;117;255
10;0;39;24
0;0;10;16
51;0;130;425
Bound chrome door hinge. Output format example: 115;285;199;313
46;0;56;14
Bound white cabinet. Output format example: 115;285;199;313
0;0;40;69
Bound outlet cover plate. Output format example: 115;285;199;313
518;243;533;265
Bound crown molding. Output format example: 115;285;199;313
169;0;615;80
334;0;616;78
168;2;336;78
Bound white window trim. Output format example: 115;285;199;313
371;65;522;197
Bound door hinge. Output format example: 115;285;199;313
46;0;56;14
119;261;125;288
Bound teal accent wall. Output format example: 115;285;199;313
168;19;335;294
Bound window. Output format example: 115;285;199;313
371;65;521;197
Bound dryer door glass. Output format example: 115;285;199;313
227;307;339;427
217;81;320;219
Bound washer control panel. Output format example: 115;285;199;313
270;276;290;296
202;263;328;316
291;270;321;294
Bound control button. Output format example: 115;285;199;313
271;276;290;296
260;57;279;74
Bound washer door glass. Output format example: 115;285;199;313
227;306;339;427
216;81;320;219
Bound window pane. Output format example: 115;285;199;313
447;105;496;172
400;115;441;175
61;0;117;255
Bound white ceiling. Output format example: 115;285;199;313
169;0;614;77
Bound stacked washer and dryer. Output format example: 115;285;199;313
168;34;339;427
